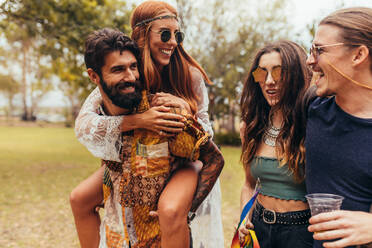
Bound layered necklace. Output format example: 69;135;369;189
263;122;282;147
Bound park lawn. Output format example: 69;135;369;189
0;125;244;248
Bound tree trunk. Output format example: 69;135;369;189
208;90;216;133
21;41;31;121
6;93;14;120
229;100;236;133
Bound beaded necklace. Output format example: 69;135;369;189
263;123;282;147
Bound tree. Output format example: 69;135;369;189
0;74;19;118
176;0;290;132
0;1;40;120
0;0;133;121
38;0;132;119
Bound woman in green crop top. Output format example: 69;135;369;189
238;40;313;248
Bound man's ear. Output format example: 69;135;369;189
352;45;369;67
87;68;100;86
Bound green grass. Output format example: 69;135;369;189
219;146;245;247
0;126;244;248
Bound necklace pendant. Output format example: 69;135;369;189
263;124;282;147
263;133;277;147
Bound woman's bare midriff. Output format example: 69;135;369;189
257;194;309;212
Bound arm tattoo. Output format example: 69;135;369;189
190;140;224;212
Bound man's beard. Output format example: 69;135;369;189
100;77;142;112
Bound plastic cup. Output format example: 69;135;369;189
305;193;344;216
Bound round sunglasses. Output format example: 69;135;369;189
153;29;185;44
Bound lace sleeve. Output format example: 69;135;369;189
191;68;214;137
75;87;123;162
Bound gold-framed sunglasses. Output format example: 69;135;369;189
252;66;282;84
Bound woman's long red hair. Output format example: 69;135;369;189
130;1;211;114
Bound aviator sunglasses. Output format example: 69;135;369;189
252;66;282;84
153;29;185;44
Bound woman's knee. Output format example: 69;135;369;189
70;185;86;210
70;168;104;212
158;200;188;224
70;185;101;212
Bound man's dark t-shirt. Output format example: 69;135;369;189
305;89;372;248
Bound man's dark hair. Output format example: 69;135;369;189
84;28;140;75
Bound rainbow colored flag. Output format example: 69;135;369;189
230;180;261;248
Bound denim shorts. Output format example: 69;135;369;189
251;201;313;248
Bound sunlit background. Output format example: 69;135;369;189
0;0;371;247
1;0;371;129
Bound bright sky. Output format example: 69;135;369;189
1;0;372;108
290;0;372;42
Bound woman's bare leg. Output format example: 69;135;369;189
70;166;104;248
157;161;201;248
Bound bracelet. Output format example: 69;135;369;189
187;212;196;224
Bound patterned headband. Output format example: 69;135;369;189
133;15;178;28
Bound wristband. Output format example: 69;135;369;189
187;212;196;223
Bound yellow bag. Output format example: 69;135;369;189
168;109;210;161
139;92;210;161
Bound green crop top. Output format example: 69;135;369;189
250;156;307;202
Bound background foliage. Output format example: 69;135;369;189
0;0;133;121
0;0;356;247
0;0;305;132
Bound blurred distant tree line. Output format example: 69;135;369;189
0;0;306;132
176;0;291;132
0;0;132;122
